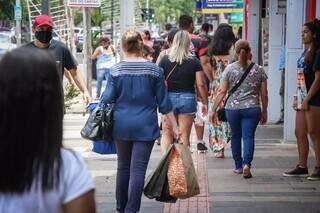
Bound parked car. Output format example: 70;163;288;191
0;33;17;51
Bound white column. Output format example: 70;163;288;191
268;0;286;123
120;0;135;33
284;0;306;142
247;0;261;63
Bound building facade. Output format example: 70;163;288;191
245;0;319;142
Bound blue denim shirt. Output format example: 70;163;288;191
101;61;172;141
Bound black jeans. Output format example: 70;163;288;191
115;140;154;213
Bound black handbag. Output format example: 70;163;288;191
80;104;114;141
217;63;255;122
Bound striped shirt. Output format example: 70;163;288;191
101;61;172;141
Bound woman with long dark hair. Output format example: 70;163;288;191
283;19;320;181
207;23;236;158
210;40;268;178
0;48;95;212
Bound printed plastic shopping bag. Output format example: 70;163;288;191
168;143;200;199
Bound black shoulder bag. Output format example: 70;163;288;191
217;62;255;122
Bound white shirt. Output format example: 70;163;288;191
0;149;95;213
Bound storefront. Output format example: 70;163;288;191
244;0;319;142
196;0;244;30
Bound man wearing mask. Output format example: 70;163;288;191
23;15;91;104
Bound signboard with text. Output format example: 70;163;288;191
202;0;243;9
68;0;101;7
14;5;22;21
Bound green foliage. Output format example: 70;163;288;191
0;0;14;21
0;0;30;26
64;83;80;109
140;0;197;29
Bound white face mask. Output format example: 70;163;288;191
208;32;214;36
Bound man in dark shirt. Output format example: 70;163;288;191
23;15;91;104
179;15;210;152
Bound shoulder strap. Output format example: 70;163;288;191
224;62;255;106
165;60;178;81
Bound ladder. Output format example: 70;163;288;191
26;0;69;43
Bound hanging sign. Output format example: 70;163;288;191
68;0;101;8
14;4;22;21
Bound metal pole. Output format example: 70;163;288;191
82;8;92;96
67;7;77;56
111;0;114;40
15;0;21;46
120;0;135;33
41;0;50;15
146;0;149;28
120;0;135;59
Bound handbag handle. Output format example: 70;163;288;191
165;63;178;82
223;62;255;107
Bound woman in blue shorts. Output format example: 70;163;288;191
159;30;208;151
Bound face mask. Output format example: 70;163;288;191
35;30;52;43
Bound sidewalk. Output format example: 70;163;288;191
63;114;320;213
208;125;320;213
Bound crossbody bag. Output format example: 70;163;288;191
217;62;255;122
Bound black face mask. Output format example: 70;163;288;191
35;31;52;43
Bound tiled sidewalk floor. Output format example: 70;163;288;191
63;115;320;213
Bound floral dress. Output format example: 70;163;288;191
296;50;307;109
208;58;231;153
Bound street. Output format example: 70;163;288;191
63;114;320;213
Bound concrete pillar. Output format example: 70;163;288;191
267;0;286;123
284;0;306;142
120;0;135;33
247;0;261;63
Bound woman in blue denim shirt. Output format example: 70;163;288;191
210;40;268;179
158;30;208;151
100;30;179;213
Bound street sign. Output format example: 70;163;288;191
67;0;101;7
230;12;243;23
14;4;22;21
202;0;243;9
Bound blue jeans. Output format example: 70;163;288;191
96;68;109;98
115;140;154;213
168;92;197;115
226;107;261;169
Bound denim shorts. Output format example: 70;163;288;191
168;92;197;115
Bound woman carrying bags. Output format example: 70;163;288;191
100;30;179;213
210;40;268;179
158;30;208;152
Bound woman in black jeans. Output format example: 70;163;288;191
100;30;179;213
210;40;268;179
